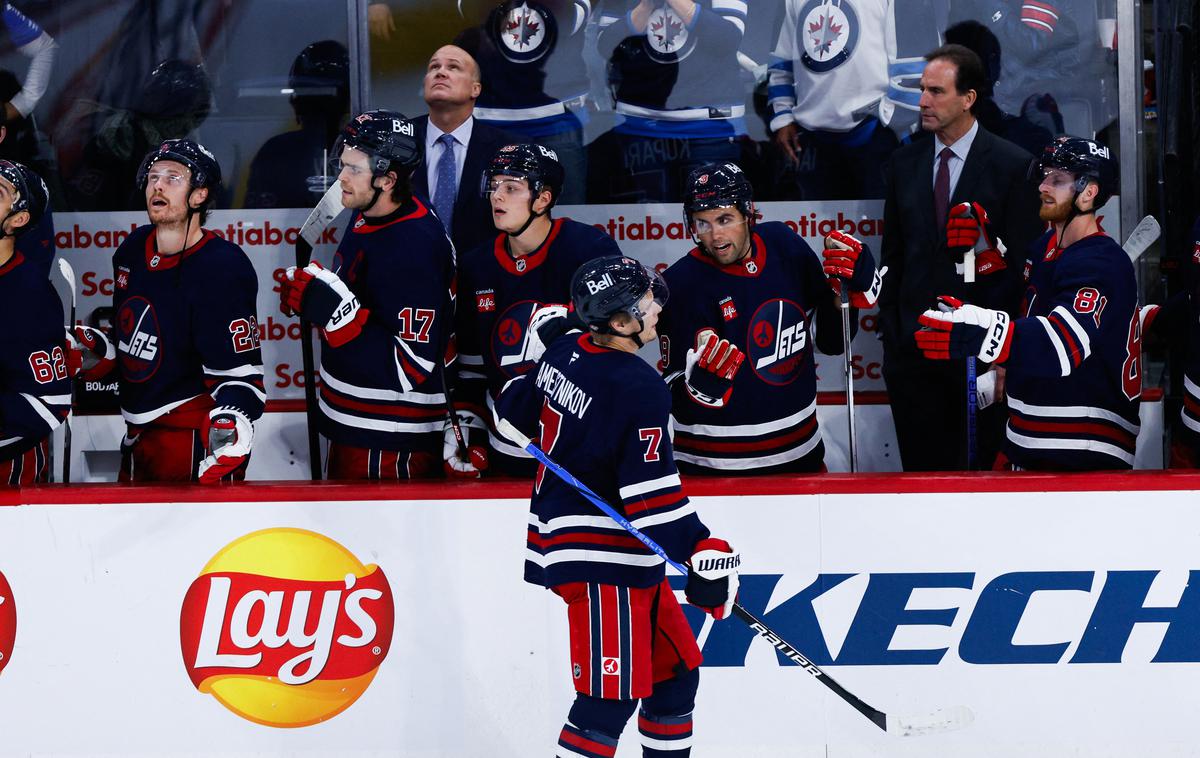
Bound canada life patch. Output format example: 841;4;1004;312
719;296;738;322
476;290;496;313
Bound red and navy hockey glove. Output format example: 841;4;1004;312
916;296;1013;363
65;325;116;380
685;538;740;620
822;230;882;307
443;410;489;479
198;407;253;484
946;202;1007;276
684;329;744;408
281;262;369;347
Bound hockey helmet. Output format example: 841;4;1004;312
482;143;565;208
1032;136;1117;208
336;109;420;178
683;161;755;231
289;40;350;115
136;138;222;191
571;255;668;334
0;160;48;236
135;60;212;122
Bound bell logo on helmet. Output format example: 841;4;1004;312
537;145;558;161
1088;142;1110;159
391;119;414;137
586;273;614;295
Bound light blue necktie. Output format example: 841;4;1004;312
434;133;458;231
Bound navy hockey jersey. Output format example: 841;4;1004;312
0;250;69;462
495;333;710;589
112;227;265;427
456;0;593;137
1003;230;1140;470
317;198;455;452
456;217;619;458
659;221;845;471
1180;218;1200;446
598;0;749;138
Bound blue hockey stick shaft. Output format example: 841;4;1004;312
966;356;978;469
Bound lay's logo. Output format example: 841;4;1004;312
0;570;14;678
179;528;394;727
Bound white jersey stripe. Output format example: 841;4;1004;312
1008;395;1139;433
1051;306;1092;360
675;429;823;470
526;548;664;569
121;393;201;425
671;400;816;436
321;367;445;404
1036;315;1071;376
318;397;444;434
1006;429;1134;465
202;364;265;378
619;473;682;500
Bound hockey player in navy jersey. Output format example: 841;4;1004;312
495;255;742;758
0;161;68;484
281;110;455;480
112;139;265;483
455;143;619;476
658;161;881;473
917;136;1140;470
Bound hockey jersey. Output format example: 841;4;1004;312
598;0;749;139
456;0;594;137
659;221;846;471
317;198;455;452
1180;217;1200;446
496;332;710;588
1003;230;1140;470
456;217;619;458
0;250;69;462
112;227;265;427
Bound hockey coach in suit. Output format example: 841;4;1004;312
878;44;1043;471
412;44;518;256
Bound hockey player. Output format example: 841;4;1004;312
455;142;620;476
112;139;264;482
281;110;455;480
658;161;881;473
0;160;68;484
494;255;741;758
916;136;1139;470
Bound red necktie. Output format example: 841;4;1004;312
934;147;953;232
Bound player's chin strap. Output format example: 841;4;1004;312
1054;186;1096;255
508;195;552;240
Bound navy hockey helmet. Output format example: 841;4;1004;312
1032;136;1117;208
135;60;212;122
289;40;350;117
0;159;48;236
336;109;420;178
482;143;565;208
136;138;222;191
571;256;668;338
683;161;755;231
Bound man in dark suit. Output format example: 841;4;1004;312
412;44;518;256
878;44;1043;471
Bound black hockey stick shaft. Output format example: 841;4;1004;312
295;236;322;480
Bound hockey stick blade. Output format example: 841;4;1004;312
495;417;975;736
299;183;345;247
57;258;77;306
1122;214;1160;264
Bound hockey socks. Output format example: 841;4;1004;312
639;709;693;756
557;723;618;758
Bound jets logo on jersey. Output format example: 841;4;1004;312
116;296;162;383
748;299;808;385
797;0;859;73
645;5;694;62
492;300;542;379
492;1;557;63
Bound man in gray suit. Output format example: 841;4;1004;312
878;44;1043;471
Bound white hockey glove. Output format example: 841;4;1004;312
198;407;253;484
443;410;489;479
685;538;740;621
684;329;744;408
916;296;1013;363
281;261;369;347
525;303;583;363
823;230;882;308
65;325;115;380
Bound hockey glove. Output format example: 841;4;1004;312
65;326;116;380
443;410;490;479
946;202;1007;276
916;295;1013;363
524;303;583;363
282;262;369;347
685;538;740;620
822;230;882;307
684;329;744;408
198;407;253;484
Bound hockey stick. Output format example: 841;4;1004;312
1121;214;1160;264
495;417;974;736
838;282;858;472
960;208;986;470
295;183;344;480
57;258;75;484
